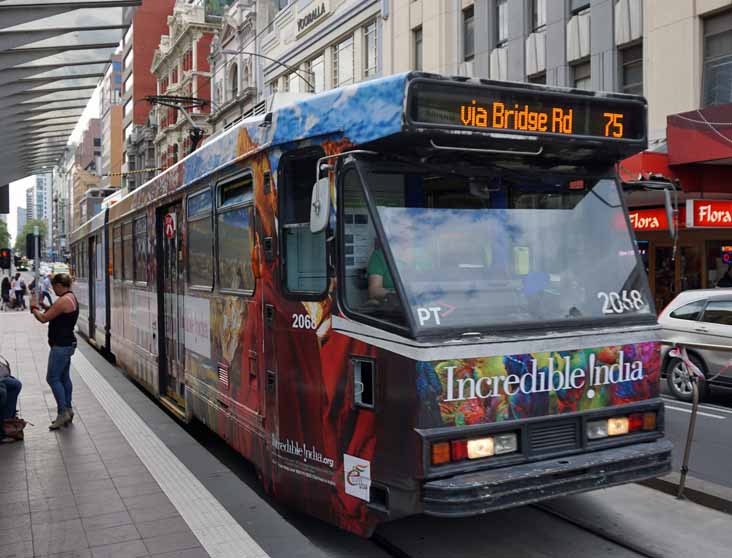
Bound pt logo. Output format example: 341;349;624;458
343;454;371;502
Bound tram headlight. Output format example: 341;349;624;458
494;433;518;455
587;420;609;440
587;412;657;441
467;437;495;459
607;417;629;436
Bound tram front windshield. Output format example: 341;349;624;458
341;157;654;336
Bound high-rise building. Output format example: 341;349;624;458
25;188;33;224
121;0;177;191
100;55;124;189
16;206;26;244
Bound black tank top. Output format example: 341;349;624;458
48;292;79;347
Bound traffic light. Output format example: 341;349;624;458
26;234;42;259
0;248;10;270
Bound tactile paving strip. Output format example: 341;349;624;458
72;350;270;558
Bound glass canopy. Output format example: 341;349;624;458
0;1;140;183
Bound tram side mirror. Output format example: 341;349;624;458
663;188;676;240
310;176;331;233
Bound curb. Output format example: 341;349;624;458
640;473;732;515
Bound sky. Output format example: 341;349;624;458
6;85;101;246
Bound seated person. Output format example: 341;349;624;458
367;247;396;302
0;375;22;421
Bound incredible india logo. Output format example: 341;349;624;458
418;343;660;427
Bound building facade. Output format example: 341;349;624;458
100;55;124;189
121;0;177;191
257;0;382;101
209;0;260;132
51;146;75;261
151;0;217;170
15;207;25;243
77;119;102;174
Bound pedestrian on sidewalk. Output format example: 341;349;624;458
30;273;79;430
1;276;10;311
41;273;53;306
14;273;27;310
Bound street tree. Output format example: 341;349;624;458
0;220;10;249
14;219;48;256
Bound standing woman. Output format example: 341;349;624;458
30;273;79;429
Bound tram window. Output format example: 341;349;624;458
341;168;407;326
113;226;122;280
122;221;133;281
80;243;87;279
216;176;255;293
187;188;214;289
133;217;147;284
280;151;327;296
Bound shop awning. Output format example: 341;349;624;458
667;104;732;166
0;0;141;184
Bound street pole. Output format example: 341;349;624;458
34;225;40;303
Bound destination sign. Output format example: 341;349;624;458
408;81;645;141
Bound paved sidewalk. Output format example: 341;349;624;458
0;312;210;558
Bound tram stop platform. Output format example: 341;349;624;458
0;313;343;558
4;312;732;558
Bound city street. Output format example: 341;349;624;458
5;1;732;557
2;312;732;558
662;385;732;489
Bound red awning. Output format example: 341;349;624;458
667;104;732;166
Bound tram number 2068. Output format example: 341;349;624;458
292;313;318;329
597;290;644;314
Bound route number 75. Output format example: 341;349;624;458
603;112;624;138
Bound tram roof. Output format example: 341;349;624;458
0;1;140;184
70;72;647;235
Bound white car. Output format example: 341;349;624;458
39;263;51;276
658;289;732;401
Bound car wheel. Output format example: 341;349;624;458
665;355;709;402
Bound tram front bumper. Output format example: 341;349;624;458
422;439;672;517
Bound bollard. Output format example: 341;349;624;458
672;345;704;500
677;374;699;500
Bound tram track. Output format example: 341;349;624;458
531;502;663;558
369;501;663;558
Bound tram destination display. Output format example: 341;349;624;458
408;81;645;141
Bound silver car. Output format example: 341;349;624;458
659;289;732;401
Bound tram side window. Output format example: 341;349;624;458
80;243;87;280
122;221;133;281
133;217;147;284
281;152;327;296
216;176;255;293
342;169;407;326
113;226;122;280
187;188;214;289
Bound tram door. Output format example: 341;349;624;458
88;236;97;340
158;203;186;408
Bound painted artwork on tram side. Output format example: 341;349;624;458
131;77;411;536
417;342;661;427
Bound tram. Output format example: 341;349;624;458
70;72;672;536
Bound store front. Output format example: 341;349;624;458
630;203;732;310
624;104;732;311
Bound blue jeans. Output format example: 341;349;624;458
47;345;75;414
1;376;22;420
